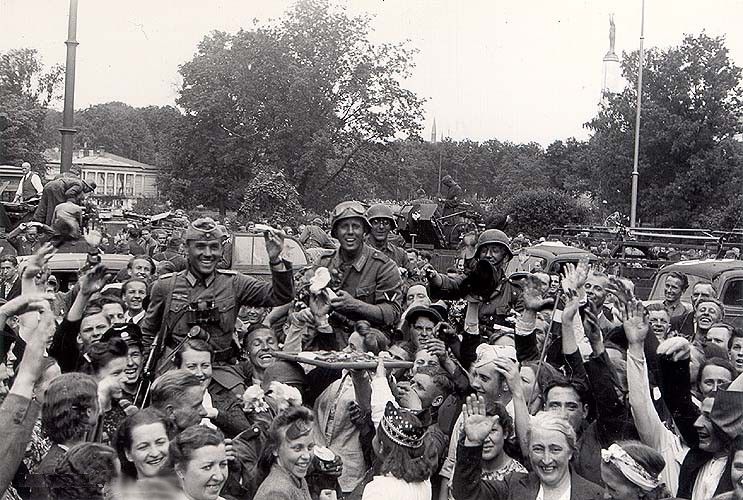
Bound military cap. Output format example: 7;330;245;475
184;217;225;242
101;323;143;348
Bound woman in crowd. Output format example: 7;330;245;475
170;425;229;500
452;395;603;500
361;401;435;499
115;407;176;481
600;440;672;500
254;405;315;500
84;337;130;443
46;442;121;500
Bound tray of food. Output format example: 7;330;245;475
272;350;413;370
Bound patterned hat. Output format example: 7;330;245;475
380;401;425;449
184;218;225;242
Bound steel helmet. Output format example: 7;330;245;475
475;229;513;258
365;204;396;229
330;201;371;237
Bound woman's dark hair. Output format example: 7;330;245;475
173;339;213;369
84;337;128;377
484;401;514;438
114;408;176;479
609;440;671;500
375;413;436;483
256;406;314;484
48;442;119;500
696;357;736;389
170;424;225;472
42;373;99;445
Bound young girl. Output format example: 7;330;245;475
362;401;435;500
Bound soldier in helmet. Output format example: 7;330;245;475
426;229;523;332
365;203;414;275
140;218;294;395
314;201;403;339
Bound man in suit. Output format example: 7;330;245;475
0;255;21;301
13;162;43;203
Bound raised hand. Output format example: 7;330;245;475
657;336;691;362
623;300;649;346
607;277;634;320
582;301;603;347
423;338;448;362
263;228;285;262
462;394;496;445
491;356;522;396
574;256;591;289
78;264;109;297
0;293;55;318
522;274;552;312
22;243;57;283
561;288;581;322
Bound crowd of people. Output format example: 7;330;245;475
0;186;743;500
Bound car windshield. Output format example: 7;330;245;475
232;235;307;267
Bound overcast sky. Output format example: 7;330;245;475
2;0;742;146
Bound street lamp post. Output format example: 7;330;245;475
60;0;79;174
630;0;645;228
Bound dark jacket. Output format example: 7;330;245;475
0;394;43;496
452;442;603;500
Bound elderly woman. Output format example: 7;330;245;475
600;440;672;500
452;395;603;500
114;407;176;481
170;425;229;500
254;406;316;500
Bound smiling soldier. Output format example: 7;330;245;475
314;201;403;341
140;218;294;393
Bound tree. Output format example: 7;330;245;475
238;169;304;226
167;0;424;213
585;33;743;227
0;49;63;170
501;189;593;238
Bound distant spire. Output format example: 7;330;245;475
431;118;437;143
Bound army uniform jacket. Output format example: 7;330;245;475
316;243;403;330
431;271;523;328
140;265;294;356
365;236;413;273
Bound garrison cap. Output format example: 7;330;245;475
184;217;225;242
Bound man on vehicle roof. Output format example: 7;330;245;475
140;217;294;386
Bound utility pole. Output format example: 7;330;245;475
60;0;79;174
630;0;645;228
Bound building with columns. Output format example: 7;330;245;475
43;148;159;210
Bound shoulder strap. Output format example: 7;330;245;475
156;272;180;341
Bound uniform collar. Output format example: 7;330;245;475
186;269;216;287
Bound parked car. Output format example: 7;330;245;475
505;242;599;279
646;259;743;328
230;232;309;280
20;252;132;292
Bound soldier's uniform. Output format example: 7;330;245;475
317;202;404;337
365;235;412;271
430;229;523;331
140;219;294;388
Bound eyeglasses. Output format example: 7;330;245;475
370;219;392;227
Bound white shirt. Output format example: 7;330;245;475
362;476;431;500
536;482;571;500
15;172;43;198
691;455;727;500
124;309;145;325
